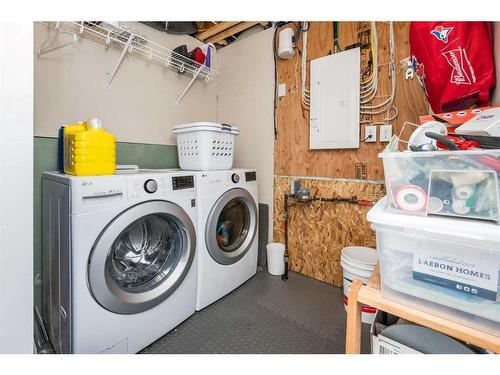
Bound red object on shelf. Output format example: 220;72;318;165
433;134;500;171
410;22;495;113
436;135;480;151
189;47;206;64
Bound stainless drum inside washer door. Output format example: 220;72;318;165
205;188;257;265
88;200;196;315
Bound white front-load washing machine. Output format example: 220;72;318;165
42;170;198;353
195;168;258;310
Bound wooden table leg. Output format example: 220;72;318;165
345;279;363;354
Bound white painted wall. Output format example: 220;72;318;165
216;28;275;238
34;22;217;145
0;22;34;353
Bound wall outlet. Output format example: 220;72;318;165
380;124;392;142
278;83;287;97
364;125;377;143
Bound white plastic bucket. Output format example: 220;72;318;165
341;255;376;273
266;243;285;276
342;246;378;268
340;246;378;324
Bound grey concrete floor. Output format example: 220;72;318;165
141;270;371;354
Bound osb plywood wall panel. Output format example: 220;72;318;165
272;22;428;285
273;177;385;287
274;21;429;180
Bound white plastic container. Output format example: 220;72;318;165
173;122;239;171
340;247;378;324
368;197;500;336
266;243;285;276
278;27;295;59
379;149;500;222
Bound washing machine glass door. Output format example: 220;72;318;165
88;200;196;314
206;188;257;265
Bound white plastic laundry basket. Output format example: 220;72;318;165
173;122;239;170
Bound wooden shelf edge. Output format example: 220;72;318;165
345;279;363;354
357;285;500;353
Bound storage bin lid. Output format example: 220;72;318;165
368;196;500;243
378;148;500;158
172;122;239;135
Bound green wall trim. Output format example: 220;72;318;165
33;136;179;309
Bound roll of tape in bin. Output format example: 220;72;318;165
452;199;471;215
453;185;474;200
395;185;428;212
449;172;488;187
428;197;444;213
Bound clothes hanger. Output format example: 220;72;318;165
37;22;80;56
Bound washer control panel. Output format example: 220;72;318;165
128;175;167;200
231;173;240;184
245;171;257;182
172;175;194;190
144;179;158;194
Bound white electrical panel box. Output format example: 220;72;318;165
309;48;360;149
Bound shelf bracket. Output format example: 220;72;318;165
176;65;204;104
105;33;134;91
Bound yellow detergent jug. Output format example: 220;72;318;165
63;118;116;176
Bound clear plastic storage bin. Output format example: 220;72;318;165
368;197;500;337
380;149;500;222
173;122;239;171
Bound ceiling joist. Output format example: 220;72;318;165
195;22;240;41
205;22;260;44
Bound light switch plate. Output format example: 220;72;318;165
380;124;392;142
364;125;377;143
278;83;287;97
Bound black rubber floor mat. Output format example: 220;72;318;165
140;271;371;354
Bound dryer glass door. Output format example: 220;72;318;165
88;201;196;315
206;188;257;265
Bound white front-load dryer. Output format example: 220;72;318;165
42;170;198;353
195;169;258;311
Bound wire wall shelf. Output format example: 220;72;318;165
37;21;220;101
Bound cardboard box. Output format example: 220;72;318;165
455;107;500;137
370;310;482;354
419;105;500;128
370;310;421;354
